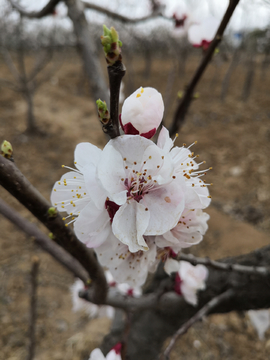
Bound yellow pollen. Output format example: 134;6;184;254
73;204;76;207
140;87;144;93
72;217;75;220
65;224;68;227
121;178;124;181
123;157;127;161
208;195;212;198
84;192;86;195
58;182;60;185
175;133;179;137
70;213;73;215
61;206;64;208
136;93;141;98
209;167;213;170
74;176;76;179
79;186;81;189
194;141;198;144
61;202;64;204
62;217;66;220
54;189;56;191
74;162;77;164
70;201;73;204
162;156;164;159
62;165;65;168
149;156;152;159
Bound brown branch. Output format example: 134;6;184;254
0;198;89;283
103;61;126;139
0;156;107;303
169;0;240;136
8;0;61;19
27;256;40;360
162;289;235;360
82;1;164;23
178;252;270;276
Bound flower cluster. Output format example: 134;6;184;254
170;5;220;50
164;259;208;306
51;87;211;288
70;271;141;318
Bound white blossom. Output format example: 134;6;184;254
120;87;164;138
188;16;220;49
164;259;208;306
89;344;122;360
70;278;114;319
248;309;270;340
51;89;211;287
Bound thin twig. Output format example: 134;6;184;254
0;198;89;283
0;156;107;303
9;0;61;18
169;0;240;136
178;253;270;276
162;289;235;360
27;256;40;360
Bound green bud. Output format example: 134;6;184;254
177;91;183;99
48;207;57;218
96;99;110;124
1;140;13;159
49;233;55;240
101;25;122;66
193;92;200;99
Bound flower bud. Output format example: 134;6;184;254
96;99;110;124
120;87;164;139
101;25;122;66
1;140;13;159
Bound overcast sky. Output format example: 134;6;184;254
1;0;270;33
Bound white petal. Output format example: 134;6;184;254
83;163;107;210
112;201;150;252
248;310;270;340
164;258;179;275
144;180;185;236
75;142;102;171
181;283;198;306
157;126;173;153
109;135;153;169
89;348;106;360
74;202;111;248
97;144;126;196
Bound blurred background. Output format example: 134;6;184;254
1;0;270;359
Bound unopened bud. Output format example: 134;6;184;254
101;25;122;66
120;87;164;139
1;140;13;159
96;99;110;124
48;207;57;218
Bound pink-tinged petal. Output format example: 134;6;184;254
74;142;102;171
156;209;209;250
112;201;150;252
107;347;122;360
143;180;185;236
164;258;179;275
140;128;156;139
180;283;198;306
74;202;111;248
157;126;173;153
97;144;126;196
83;163;107;210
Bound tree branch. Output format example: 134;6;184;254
178;252;270;276
0;156;107;303
27;256;40;360
169;0;240;136
8;0;61;19
82;1;164;23
0;198;89;283
102;61;126;138
162;289;235;360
